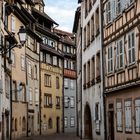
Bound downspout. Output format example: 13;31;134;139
39;45;41;135
100;1;107;140
80;26;83;139
62;54;64;133
74;33;78;136
25;41;29;137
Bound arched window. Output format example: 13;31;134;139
22;117;26;131
48;118;53;129
15;119;17;131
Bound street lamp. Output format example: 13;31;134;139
0;26;27;54
18;26;27;46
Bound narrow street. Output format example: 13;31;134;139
18;133;82;140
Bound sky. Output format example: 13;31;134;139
44;0;78;33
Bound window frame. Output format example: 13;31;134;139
128;31;135;65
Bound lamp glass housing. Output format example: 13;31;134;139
18;26;26;46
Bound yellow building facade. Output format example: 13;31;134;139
41;62;63;134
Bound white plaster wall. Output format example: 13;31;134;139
81;0;105;139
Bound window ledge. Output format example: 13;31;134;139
124;3;135;13
127;63;137;70
107;72;115;77
115;68;125;74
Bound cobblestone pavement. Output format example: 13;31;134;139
17;133;82;140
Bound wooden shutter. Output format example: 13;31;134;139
125;100;132;132
11;15;15;33
135;99;140;133
116;102;122;131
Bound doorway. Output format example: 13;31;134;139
108;111;114;140
56;117;60;133
84;104;92;139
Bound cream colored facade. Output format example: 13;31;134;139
8;6;27;140
41;63;63;134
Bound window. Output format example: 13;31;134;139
56;96;60;108
91;15;94;40
106;1;111;23
44;94;52;107
135;99;140;133
29;88;32;105
56;77;60;89
91;56;95;81
64;59;67;68
84;64;86;84
95;8;99;35
12;81;17;101
116;0;121;15
84;27;86;49
95;103;101;121
70;80;74;89
48;118;53;129
28;62;32;77
116;39;124;69
128;31;135;65
108;46;113;73
11;15;15;33
21;84;26;102
58;58;62;68
64;117;68;128
67;46;70;53
21;55;25;70
87;61;90;83
64;96;69;108
15;119;17;131
87;22;90;46
35;88;39;105
63;45;66;52
70;117;75;127
85;0;88;17
46;53;51;64
116;101;123;131
5;74;10;98
64;78;68;88
44;74;51;87
22;117;26;131
70;97;75;108
53;56;57;66
11;51;15;66
125;100;132;132
34;65;37;79
30;37;35;51
96;52;100;77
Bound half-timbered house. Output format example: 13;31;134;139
102;0;140;140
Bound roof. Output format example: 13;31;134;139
35;23;60;40
40;44;64;58
54;29;75;46
34;0;45;6
73;6;81;33
32;8;58;25
78;0;83;3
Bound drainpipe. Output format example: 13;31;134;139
62;54;64;133
74;33;78;137
25;42;29;137
80;26;83;139
100;1;107;140
39;45;42;135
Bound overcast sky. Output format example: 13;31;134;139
44;0;78;33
